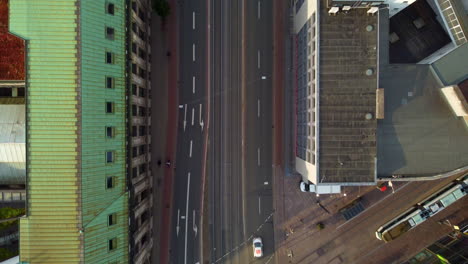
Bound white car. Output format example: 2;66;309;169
299;181;314;192
253;237;263;258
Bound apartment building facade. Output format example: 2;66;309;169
128;0;153;263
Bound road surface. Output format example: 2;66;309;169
209;0;275;263
169;0;208;263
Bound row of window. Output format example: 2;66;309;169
132;145;148;158
104;1;122;256
132;84;151;98
131;104;150;117
132;163;148;179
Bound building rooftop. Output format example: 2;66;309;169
0;0;25;80
389;0;451;63
377;64;468;177
318;3;378;184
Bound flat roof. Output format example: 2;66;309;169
377;64;468;177
318;3;378;183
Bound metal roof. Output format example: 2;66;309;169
9;0;82;262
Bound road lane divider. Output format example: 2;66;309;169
191;107;195;126
193;210;198;237
193;44;196;62
184;172;191;264
193;12;196;29
184;104;187;131
177;209;180;237
193;76;196;94
189;140;193;157
258;1;261;19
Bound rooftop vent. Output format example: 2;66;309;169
366;25;374;32
328;7;339;15
365;113;373;120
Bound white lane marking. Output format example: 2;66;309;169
192;76;196;94
189;140;193;157
183;104;187;131
193;210;198;237
258;1;261;19
257;50;261;69
257;99;260;118
193;12;196;29
199;104;202;123
191;107;195;126
257;147;261;166
184;172;191;264
258;196;261;214
176;209;180;237
193;44;196;62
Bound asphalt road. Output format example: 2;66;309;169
170;0;208;263
243;0;275;262
209;0;244;263
209;0;275;263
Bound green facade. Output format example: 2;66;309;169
80;0;128;263
9;0;128;263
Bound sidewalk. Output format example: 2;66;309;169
150;1;179;263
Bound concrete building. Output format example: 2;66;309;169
128;0;153;263
293;0;379;191
7;0;154;263
292;0;468;192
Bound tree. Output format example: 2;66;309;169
0;207;25;231
153;0;170;19
316;222;325;230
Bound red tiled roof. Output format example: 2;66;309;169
0;0;25;81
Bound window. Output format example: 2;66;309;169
132;104;137;116
139;8;146;22
139;68;146;78
139;164;146;174
0;88;12;97
108;238;117;251
139;145;146;155
132;126;137;137
132;63;137;74
106;102;114;113
132;42;137;54
139;126;146;136
108;213;117;226
132;167;138;178
132;22;137;34
106;76;114;89
106;27;115;40
139;48;146;58
139;88;146;97
139;106;146;116
106;151;114;163
132;146;138;158
106;126;114;138
132;84;137;95
106;176;115;189
106;52;114;64
106;2;115;15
